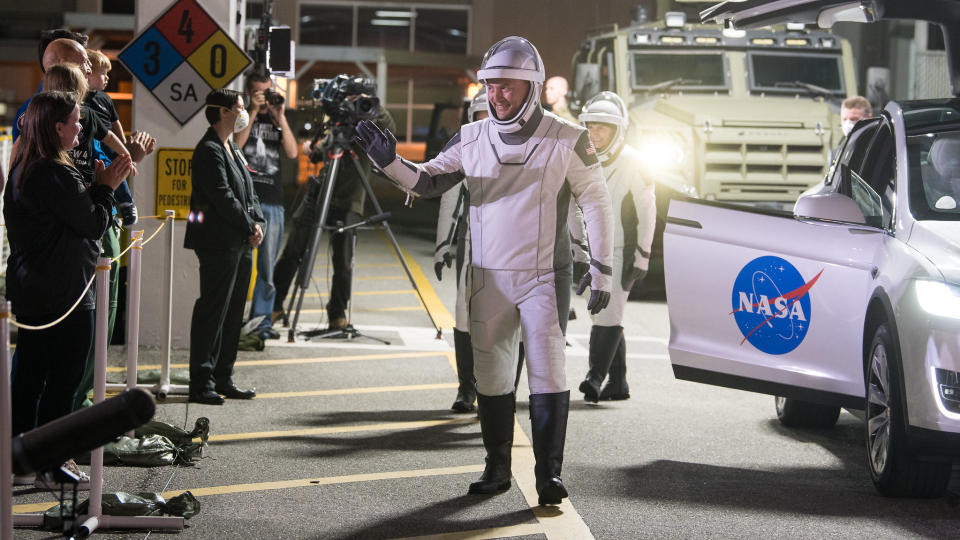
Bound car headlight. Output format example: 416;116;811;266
915;280;960;318
636;139;686;172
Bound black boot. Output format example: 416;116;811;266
579;325;623;403
600;334;630;400
514;342;525;392
451;329;477;413
529;391;570;505
468;392;515;494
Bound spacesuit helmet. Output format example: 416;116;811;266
468;87;488;122
578;91;629;165
477;36;545;133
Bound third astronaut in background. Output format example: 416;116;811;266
355;36;614;505
575;91;656;403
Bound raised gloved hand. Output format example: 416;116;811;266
119;202;138;227
434;252;454;281
576;271;611;315
622;267;647;292
354;120;397;169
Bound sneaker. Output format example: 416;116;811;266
35;459;90;490
328;317;348;331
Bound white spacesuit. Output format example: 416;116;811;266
356;36;614;506
575;92;656;402
434;90;486;413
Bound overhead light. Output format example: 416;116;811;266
751;37;776;46
661;36;685;44
370;18;410;27
786;22;806;31
374;10;414;18
664;11;686;28
785;38;810;46
632;33;651;44
695;36;719;44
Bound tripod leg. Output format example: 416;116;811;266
351;155;443;335
288;155;342;341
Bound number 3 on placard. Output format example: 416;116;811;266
144;41;160;75
178;10;194;43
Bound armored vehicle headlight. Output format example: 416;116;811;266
916;280;960;319
664;11;686;28
637;139;686;172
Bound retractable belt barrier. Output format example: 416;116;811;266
2;210;186;536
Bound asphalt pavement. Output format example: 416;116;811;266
9;226;960;539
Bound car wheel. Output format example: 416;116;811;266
775;396;840;428
865;323;951;497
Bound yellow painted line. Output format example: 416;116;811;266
106;351;447;373
511;418;595;539
381;232;455;329
354;275;408;281
254;382;458;400
304;289;415;299
393;523;545;540
371;306;426;312
314;262;401;269
206;415;474;442
15;465;486;515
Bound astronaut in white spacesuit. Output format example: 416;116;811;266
575;92;656;403
355;36;614;506
435;89;487;413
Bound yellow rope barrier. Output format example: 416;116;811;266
8;217;169;331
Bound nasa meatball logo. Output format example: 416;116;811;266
730;256;823;355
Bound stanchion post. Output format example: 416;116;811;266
159;210;175;399
125;230;143;436
1;301;13;540
81;257;111;534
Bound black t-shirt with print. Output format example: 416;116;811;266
84;90;119;127
241;112;284;206
67;105;109;184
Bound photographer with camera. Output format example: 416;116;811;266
273;76;394;332
235;72;299;341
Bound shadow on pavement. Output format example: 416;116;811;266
336;496;535;540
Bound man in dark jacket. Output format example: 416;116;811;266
185;88;265;405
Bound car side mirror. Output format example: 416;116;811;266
794;192;867;225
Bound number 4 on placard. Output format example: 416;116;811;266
178;10;194;44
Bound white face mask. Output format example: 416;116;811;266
234;109;250;133
842;119;856;137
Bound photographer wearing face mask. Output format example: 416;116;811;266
235;72;299;341
184;88;265;405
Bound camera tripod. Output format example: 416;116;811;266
285;132;442;342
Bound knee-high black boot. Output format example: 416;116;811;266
579;325;623;403
468;392;515;494
451;329;477;413
529;390;569;505
600;333;630;400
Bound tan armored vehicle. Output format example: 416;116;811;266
573;8;857;207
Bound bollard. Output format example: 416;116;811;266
159;210;175;399
79;257;112;535
1;302;12;540
124;230;143;436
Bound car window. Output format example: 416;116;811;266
850;169;885;227
908;130;960;220
859;124;896;228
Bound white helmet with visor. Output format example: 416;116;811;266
477;36;545;133
578;91;629;165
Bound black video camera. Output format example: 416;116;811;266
312;74;380;125
263;87;285;106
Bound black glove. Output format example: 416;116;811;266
572;261;589;284
354;120;397;169
622;268;647;292
576;272;611;315
434;252;453;280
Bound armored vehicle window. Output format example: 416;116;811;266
749;52;843;94
631;52;727;91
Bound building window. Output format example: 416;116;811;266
357;6;411;50
102;0;134;15
300;4;354;46
415;9;467;54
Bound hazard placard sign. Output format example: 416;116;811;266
155;148;194;219
118;0;251;126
